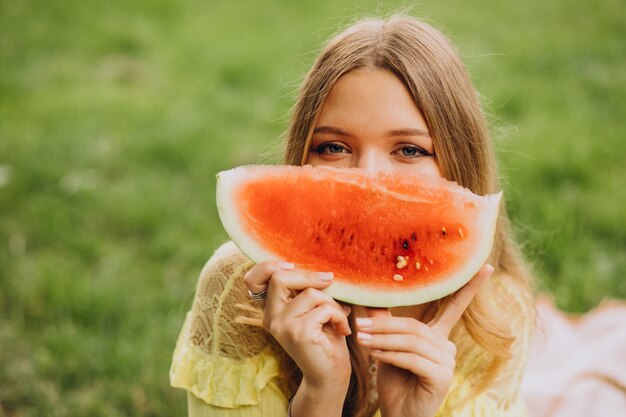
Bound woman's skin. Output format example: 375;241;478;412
244;68;494;417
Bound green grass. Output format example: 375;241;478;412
1;0;624;415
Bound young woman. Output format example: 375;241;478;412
170;14;535;417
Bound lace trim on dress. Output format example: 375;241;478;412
171;311;283;408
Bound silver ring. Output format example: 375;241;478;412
248;288;268;301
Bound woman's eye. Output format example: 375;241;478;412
395;145;432;158
313;143;350;154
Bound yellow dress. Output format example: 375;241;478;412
170;242;533;416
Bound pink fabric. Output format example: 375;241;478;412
522;297;626;417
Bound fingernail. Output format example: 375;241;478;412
342;305;352;315
357;331;372;341
317;272;333;281
279;262;295;270
356;318;372;328
485;264;494;275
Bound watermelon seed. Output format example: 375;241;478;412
402;239;409;249
411;232;417;241
424;265;429;272
415;261;421;270
396;256;408;269
429;258;434;266
442;227;447;236
458;228;464;238
393;274;404;281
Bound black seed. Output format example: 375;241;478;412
411;232;417;241
402;240;409;249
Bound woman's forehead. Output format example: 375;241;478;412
316;68;429;136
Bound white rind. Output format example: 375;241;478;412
216;165;502;307
216;167;285;263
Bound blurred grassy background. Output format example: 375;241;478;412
1;0;624;415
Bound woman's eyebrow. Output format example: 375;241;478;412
312;126;353;137
386;128;431;138
313;126;430;138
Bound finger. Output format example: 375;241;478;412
357;315;429;335
429;264;494;337
243;261;296;294
304;302;352;336
282;287;350;318
266;270;334;316
370;350;452;387
356;315;450;351
356;332;449;365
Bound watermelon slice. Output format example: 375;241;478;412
216;165;501;307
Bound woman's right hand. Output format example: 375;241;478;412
244;261;353;391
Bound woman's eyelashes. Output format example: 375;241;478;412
311;142;433;158
313;142;350;154
393;145;434;158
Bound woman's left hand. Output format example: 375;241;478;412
356;264;494;417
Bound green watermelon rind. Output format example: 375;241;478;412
216;165;502;307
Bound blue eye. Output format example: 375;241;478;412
396;145;433;158
402;147;418;157
313;143;350;154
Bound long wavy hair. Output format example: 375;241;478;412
275;14;535;417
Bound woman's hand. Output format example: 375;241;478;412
356;264;495;417
244;261;352;392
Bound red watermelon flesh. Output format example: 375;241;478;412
216;165;501;307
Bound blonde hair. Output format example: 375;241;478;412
278;14;535;417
